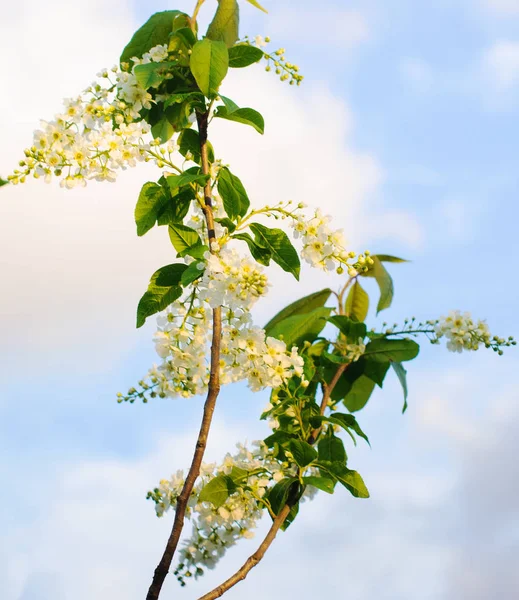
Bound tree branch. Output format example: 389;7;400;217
197;361;349;599
197;504;292;600
145;109;222;600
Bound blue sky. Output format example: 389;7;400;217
1;1;518;599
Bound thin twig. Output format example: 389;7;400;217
197;362;349;599
307;362;348;444
145;109;222;600
198;504;292;600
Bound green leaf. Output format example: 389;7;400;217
151;118;175;144
135;182;168;236
318;435;347;465
264;289;332;336
233;232;271;266
0;177;8;187
345;280;369;322
190;38;229;98
215;217;236;233
218;167;250;219
120;10;182;65
245;0;268;12
362;256;394;314
289;440;317;468
302;476;335;494
133;61;176;89
198;474;237;508
219;95;240;113
363;338;420;363
165;171;208;191
168;223;202;253
344;356;390;388
328;315;367;343
181;260;205;286
178;128;214;164
267;307;332;349
156;187;194;226
136;264;187;327
327;413;370;446
228;44;264;67
215;105;265;134
343;375;376;412
333;466;370;498
392;362;409;413
249;223;300;279
268;477;298;515
375;254;408;263
206;0;240;48
164;92;205;109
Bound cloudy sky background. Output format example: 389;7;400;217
1;0;518;598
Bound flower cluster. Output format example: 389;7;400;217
378;315;515;355
239;35;304;85
118;249;305;403
146;442;289;585
7;45;174;188
434;310;515;354
290;206;372;274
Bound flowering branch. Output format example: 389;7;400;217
197;503;292;600
198;361;348;599
146;109;222;600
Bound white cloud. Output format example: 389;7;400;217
482;40;519;88
267;7;370;51
484;0;519;15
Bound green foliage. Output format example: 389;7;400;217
178;128;214;164
268;477;299;515
136;264;187;328
245;0;268;12
318;434;346;464
266;307;332;349
0;177;8;187
133;62;176;89
198;474;237;508
332;466;370;498
392;362;409;413
217;167;250;219
302;476;335;494
165;171;209;191
190;38;229;98
288;439;317;467
328;315;367;343
206;0;240;48
264;289;332;336
214;105;265;134
120;10;182;64
168;223;202;254
345;280;369;322
342;375;376;412
233;232;271;265
361;254;407;314
228;44;264;67
363;338;419;362
249;223;300;279
181;260;205;286
151;118;175;144
135;182;168;236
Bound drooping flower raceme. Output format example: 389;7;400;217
147;441;314;586
119;248;306;403
7;46;175;188
434;310;513;354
